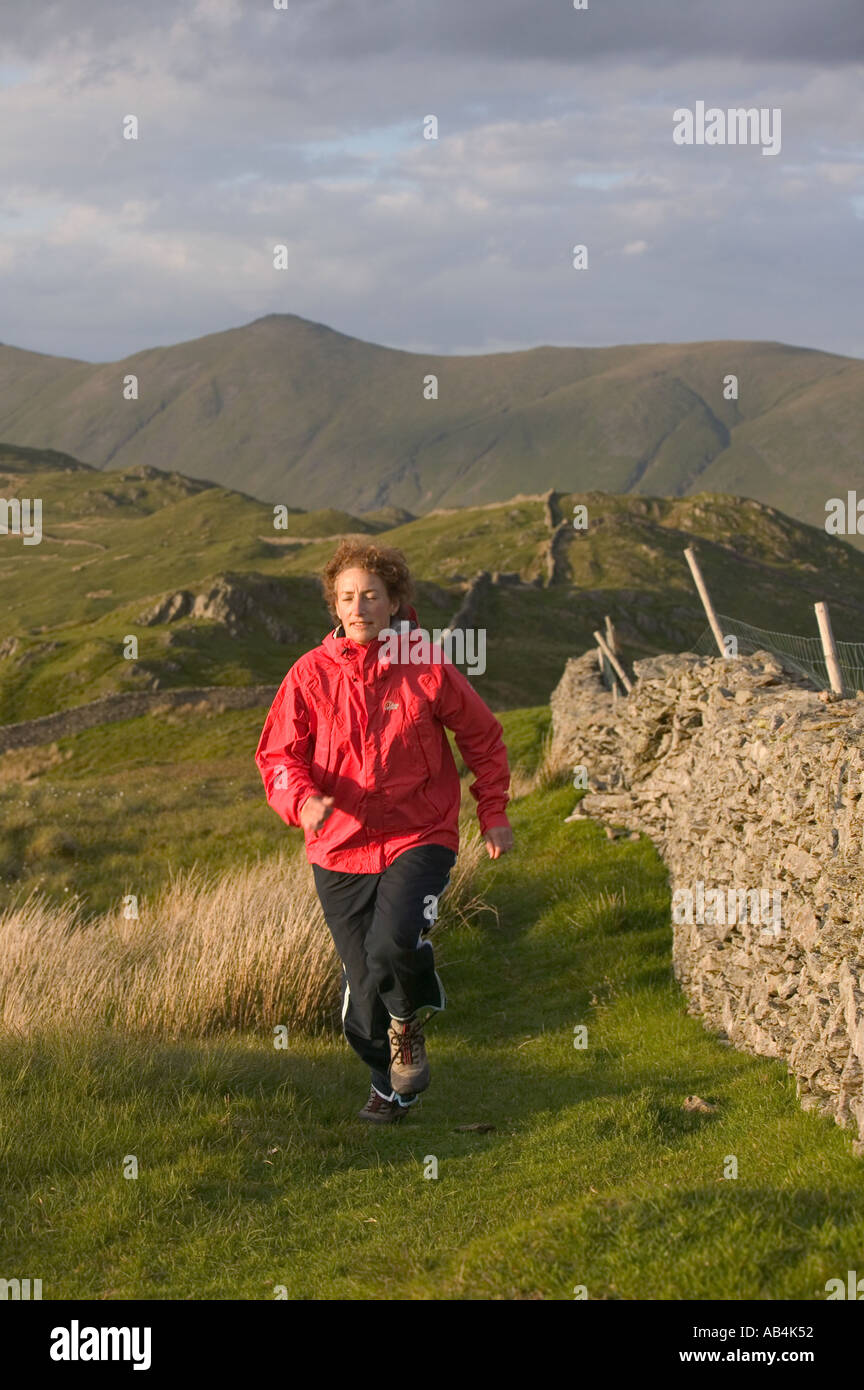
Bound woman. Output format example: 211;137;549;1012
254;541;513;1124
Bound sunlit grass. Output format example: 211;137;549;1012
1;739;861;1299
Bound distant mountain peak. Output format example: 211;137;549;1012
0;325;860;544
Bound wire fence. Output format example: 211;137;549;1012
692;613;864;695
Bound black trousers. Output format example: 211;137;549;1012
312;844;457;1098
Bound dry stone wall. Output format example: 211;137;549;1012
550;648;864;1154
0;685;279;753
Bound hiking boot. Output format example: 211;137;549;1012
388;1012;431;1096
357;1084;415;1124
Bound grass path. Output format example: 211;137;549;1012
1;783;862;1300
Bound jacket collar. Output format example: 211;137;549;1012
323;605;419;671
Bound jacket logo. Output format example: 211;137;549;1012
384;701;399;710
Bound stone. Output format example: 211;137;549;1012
782;845;821;882
552;645;864;1154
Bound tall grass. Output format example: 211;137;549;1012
509;726;572;799
0;829;491;1042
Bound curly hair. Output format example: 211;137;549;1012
321;540;415;621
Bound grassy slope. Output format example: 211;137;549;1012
0;702;550;918
0;318;862;537
0;707;299;917
2;447;863;720
1;720;861;1300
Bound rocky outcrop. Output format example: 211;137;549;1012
138;591;193;625
551;647;864;1154
136;573;299;643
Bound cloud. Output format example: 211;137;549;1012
3;0;863;66
0;3;861;362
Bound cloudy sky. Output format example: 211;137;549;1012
1;0;863;363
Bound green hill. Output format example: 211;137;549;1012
1;444;862;721
0;316;861;540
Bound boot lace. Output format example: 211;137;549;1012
391;1012;431;1064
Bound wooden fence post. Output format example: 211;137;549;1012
596;644;612;691
604;614;619;657
684;546;726;657
594;629;633;694
814;602;845;696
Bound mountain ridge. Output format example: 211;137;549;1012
0;315;860;540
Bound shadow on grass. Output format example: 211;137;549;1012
442;1181;864;1300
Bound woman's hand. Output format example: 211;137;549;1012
300;794;336;834
483;825;514;859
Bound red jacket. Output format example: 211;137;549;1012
254;611;511;872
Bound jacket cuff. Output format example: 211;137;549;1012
291;785;321;823
479;810;511;835
269;783;318;827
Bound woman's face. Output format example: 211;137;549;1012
334;568;399;644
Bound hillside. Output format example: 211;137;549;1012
1;444;863;722
0;316;861;540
